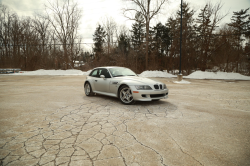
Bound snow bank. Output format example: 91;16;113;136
14;69;90;75
6;69;250;81
184;71;250;80
140;71;176;78
85;70;92;75
173;80;191;84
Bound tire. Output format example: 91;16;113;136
84;82;93;96
118;85;135;105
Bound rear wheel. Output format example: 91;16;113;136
84;82;93;96
119;85;135;105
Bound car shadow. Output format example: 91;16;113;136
83;93;176;109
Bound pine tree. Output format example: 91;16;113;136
228;8;250;72
130;12;145;71
228;8;249;36
130;12;145;52
93;24;106;60
196;4;214;71
246;16;250;39
174;2;196;74
118;34;130;56
152;22;170;55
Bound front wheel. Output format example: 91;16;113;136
84;82;93;96
119;85;135;105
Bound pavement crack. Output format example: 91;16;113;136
123;120;167;166
162;130;203;166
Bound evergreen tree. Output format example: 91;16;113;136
246;16;250;39
228;8;249;36
175;2;196;73
93;24;106;60
118;34;130;56
166;16;179;72
130;12;145;52
130;12;145;71
152;22;170;55
195;4;214;71
228;8;250;72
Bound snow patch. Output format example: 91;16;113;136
140;71;176;78
184;71;250;80
173;80;191;84
13;69;89;75
4;69;250;81
85;70;92;75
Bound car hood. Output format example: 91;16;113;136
115;76;163;85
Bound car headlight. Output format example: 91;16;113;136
135;85;152;90
163;84;167;89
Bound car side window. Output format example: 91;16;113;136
97;69;103;77
99;68;111;78
90;69;98;77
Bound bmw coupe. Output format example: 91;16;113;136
84;67;168;105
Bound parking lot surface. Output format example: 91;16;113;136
0;75;249;166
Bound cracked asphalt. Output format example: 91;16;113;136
0;75;250;166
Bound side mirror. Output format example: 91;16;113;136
100;75;105;79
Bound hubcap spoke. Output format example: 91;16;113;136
122;91;126;96
120;87;133;103
122;96;126;100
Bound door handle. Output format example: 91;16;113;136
95;80;97;82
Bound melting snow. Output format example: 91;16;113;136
140;71;176;78
5;69;250;80
184;71;250;80
14;69;91;76
173;80;191;84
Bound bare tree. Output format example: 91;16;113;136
101;16;117;54
123;0;167;69
0;4;15;67
116;24;130;38
45;0;82;69
33;15;50;67
196;1;227;71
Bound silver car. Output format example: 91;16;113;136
84;67;168;105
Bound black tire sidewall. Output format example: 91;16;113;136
85;82;92;96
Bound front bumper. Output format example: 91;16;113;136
130;86;168;101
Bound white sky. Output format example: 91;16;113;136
1;0;250;49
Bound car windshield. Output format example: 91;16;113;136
109;67;137;77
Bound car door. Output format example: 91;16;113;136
93;68;111;92
88;69;99;91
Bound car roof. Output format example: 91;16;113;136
93;66;127;69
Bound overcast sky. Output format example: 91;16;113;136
1;0;250;48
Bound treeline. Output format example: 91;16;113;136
91;2;250;75
0;1;84;70
0;1;250;75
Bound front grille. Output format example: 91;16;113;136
150;94;165;98
154;85;159;89
154;84;163;90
